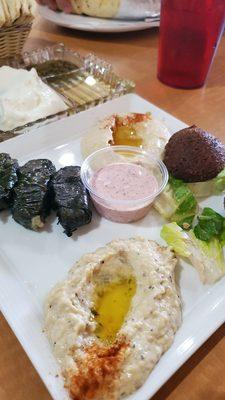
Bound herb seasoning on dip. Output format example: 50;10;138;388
81;146;168;223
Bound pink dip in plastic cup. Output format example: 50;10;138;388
81;146;168;223
91;163;158;222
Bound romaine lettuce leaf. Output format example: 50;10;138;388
194;208;224;241
161;219;225;284
154;176;197;229
161;222;191;257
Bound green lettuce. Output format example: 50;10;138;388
154;176;197;229
215;169;225;194
194;207;224;241
161;222;225;284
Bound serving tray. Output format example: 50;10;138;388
0;43;134;142
0;94;224;400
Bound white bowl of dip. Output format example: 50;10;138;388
81;146;168;223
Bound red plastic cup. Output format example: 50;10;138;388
157;0;225;89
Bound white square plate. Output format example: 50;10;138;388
0;94;224;400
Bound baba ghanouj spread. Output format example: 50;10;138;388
44;237;181;400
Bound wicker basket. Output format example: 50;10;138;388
0;23;32;59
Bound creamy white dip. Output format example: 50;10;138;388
0;66;67;131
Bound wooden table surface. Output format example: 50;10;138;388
1;16;225;400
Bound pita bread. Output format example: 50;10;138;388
0;0;35;28
16;0;35;24
6;0;22;24
21;0;29;16
28;0;36;17
0;1;6;28
1;0;11;26
19;0;35;23
80;0;120;18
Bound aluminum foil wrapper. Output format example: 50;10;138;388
116;0;160;20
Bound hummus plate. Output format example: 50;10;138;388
0;94;225;400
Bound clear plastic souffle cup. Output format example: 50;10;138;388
81;145;168;223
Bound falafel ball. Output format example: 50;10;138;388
163;125;225;182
